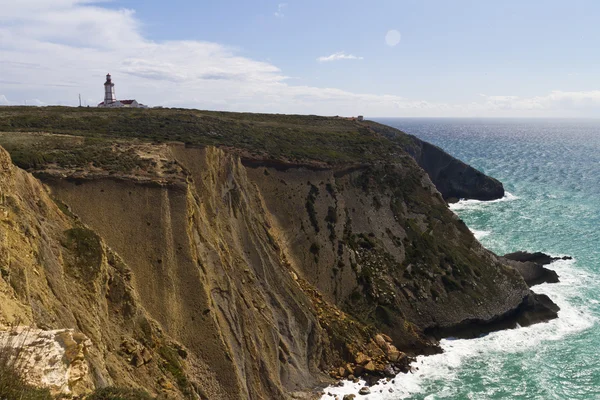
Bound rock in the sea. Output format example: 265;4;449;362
502;251;562;287
343;395;356;400
359;386;371;395
504;251;572;265
516;293;560;326
364;374;381;386
425;292;560;340
383;364;396;378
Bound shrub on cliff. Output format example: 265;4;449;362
0;367;52;400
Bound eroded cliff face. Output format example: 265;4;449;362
0;146;201;398
43;147;328;399
0;140;549;399
240;151;525;344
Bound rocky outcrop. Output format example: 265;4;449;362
0;327;93;397
502;251;564;287
504;251;572;266
406;139;504;201
422;254;562;339
424;293;559;340
363;121;505;201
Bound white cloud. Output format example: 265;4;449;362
274;3;287;18
317;52;364;63
1;1;599;117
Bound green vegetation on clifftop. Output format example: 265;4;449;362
0;107;415;168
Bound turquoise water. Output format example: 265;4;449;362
324;119;600;399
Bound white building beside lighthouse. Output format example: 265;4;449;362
97;74;147;108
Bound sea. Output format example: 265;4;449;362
322;118;600;400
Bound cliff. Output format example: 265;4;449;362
0;108;554;399
363;121;505;201
0;145;196;397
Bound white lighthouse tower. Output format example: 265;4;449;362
97;73;147;108
104;73;116;105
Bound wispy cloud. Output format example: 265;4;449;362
274;3;287;18
317;52;364;63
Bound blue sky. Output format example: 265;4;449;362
1;0;600;116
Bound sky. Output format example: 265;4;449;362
1;0;600;117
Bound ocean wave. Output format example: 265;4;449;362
470;229;491;240
321;259;596;400
449;192;518;211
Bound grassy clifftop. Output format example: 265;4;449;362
0;107;414;168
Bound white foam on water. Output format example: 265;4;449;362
449;192;518;211
470;229;491;240
321;258;596;400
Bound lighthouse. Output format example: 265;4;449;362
104;73;116;105
97;74;147;108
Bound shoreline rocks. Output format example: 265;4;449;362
328;333;412;384
421;251;566;341
423;292;559;340
504;251;572;265
502;251;567;287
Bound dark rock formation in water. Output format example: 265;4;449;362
504;251;572;266
424;292;559;340
502;251;564;287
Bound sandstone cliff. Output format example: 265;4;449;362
0;109;555;399
0;146;194;398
